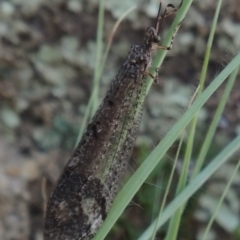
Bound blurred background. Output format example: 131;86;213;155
0;0;240;239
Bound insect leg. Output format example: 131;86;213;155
156;22;182;51
144;70;162;85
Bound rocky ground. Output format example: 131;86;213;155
0;0;240;239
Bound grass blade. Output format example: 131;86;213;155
93;51;240;240
138;134;240;240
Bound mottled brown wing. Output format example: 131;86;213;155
44;45;150;240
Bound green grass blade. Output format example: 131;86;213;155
91;0;105;116
164;1;223;238
75;4;136;147
150;87;199;240
191;0;223;178
75;0;105;146
201;156;240;240
98;6;136;81
146;0;194;92
93;51;240;240
75;89;95;147
150;131;185;240
138;134;240;240
93;2;193;239
193;65;240;178
198;0;223;92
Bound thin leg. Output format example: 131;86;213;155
145;70;155;79
157;22;182;51
144;70;161;85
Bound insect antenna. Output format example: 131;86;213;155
155;0;163;34
155;0;183;35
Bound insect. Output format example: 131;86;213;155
44;1;182;239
